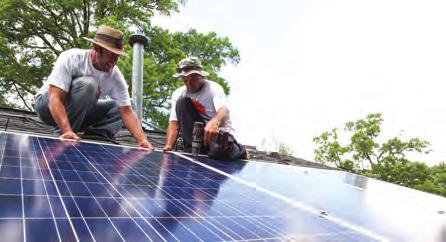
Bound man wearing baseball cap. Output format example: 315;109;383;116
34;25;153;149
163;57;248;160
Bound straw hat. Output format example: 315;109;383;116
83;25;128;57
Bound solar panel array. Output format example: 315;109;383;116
2;131;443;241
193;157;446;242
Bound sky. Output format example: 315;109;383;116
152;0;446;165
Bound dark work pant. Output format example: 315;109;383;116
33;76;123;139
175;97;246;161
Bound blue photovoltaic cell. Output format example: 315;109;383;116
1;131;443;241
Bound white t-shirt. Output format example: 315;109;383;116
37;48;131;107
169;80;233;133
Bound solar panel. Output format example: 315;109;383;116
0;131;444;241
193;157;446;242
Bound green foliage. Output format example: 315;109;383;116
414;163;446;196
345;113;382;167
278;142;293;156
371;161;446;196
0;0;240;128
378;137;430;163
371;160;431;187
313;113;445;197
313;128;349;168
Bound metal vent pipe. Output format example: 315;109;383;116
129;34;149;120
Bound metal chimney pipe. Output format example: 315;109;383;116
129;34;149;120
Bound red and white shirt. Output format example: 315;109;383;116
169;80;233;133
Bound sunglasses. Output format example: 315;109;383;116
176;65;202;73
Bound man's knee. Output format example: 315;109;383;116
176;97;197;115
33;93;56;126
208;134;246;161
176;97;191;108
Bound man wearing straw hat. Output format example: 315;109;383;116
162;57;248;160
34;25;153;149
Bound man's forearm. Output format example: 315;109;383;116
203;107;229;144
49;97;72;133
165;122;179;147
211;106;229;127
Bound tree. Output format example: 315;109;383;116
313;114;446;197
370;160;431;187
0;0;240;128
313;128;350;170
313;113;430;172
413;163;446;196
